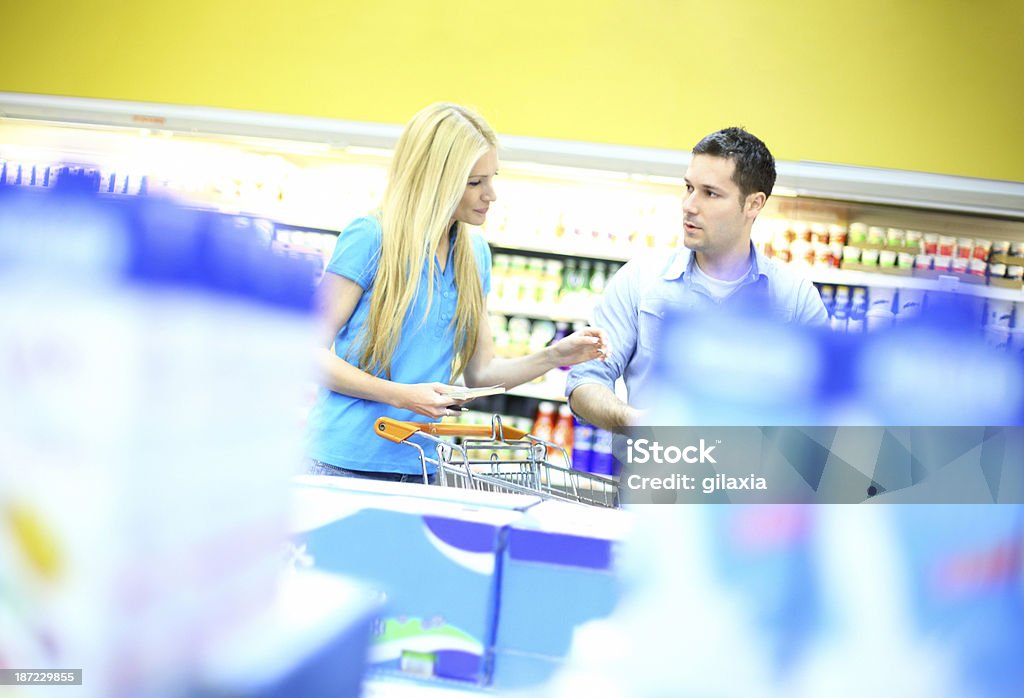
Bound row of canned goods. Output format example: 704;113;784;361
763;220;1024;280
840;246;1024;281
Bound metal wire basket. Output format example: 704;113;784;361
374;414;619;508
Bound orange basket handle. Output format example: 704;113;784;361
374;417;528;444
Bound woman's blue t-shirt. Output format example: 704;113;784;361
306;215;492;474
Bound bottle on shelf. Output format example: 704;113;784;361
577;259;593;310
550;404;575;462
541;258;564;306
507;255;528;305
560;259;591;319
830;307;848;333
491;253;511;305
532;402;557;444
490;315;512;358
524;257;545;305
571;416;594;472
588;261;609;296
590;428;616;477
507;316;532;357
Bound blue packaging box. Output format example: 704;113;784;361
289;476;540;685
195;570;379;698
491;500;631;690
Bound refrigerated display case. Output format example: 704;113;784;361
3;91;1023;408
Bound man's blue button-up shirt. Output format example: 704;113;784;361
566;244;828;410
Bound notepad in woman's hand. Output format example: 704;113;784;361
442;385;506;401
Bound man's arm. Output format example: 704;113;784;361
565;258;643;432
568;383;641;433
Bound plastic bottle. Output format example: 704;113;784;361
590;428;616;476
847;304;865;333
576;260;592;317
588;261;608;295
571;417;595;472
524;256;545;305
491;254;510;305
531;402;557;445
560;259;582;313
541;258;564;306
507;316;532;357
830;307;849;333
550;404;575;462
507;255;528;306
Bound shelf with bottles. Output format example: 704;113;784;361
489;251;621;323
443;397;618;476
816;280;1024;351
7;96;1024;310
505;377;570;403
485;237;635;264
487;313;576;402
0;117;390;240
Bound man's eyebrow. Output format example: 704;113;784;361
684;178;724;193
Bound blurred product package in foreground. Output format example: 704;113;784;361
0;174;320;696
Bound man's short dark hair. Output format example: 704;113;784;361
692;127;776;202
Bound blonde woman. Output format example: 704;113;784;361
306;103;609;482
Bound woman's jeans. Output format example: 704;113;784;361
307;459;437;485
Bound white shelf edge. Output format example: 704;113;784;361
488;305;589;323
484;237;633;263
506;379;569;403
3;92;1022;218
800;266;1024;301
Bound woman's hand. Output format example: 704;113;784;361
549;327;611;367
392;382;465;419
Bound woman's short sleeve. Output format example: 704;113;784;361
325;216;383;290
470;232;492;297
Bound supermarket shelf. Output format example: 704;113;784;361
487;238;634;263
506;378;569;403
801;266;1024;301
488;303;589;323
5;92;1022;218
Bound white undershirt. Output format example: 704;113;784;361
690;260;751;301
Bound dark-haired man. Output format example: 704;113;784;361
567;127;828;431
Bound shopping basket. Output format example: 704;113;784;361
374;414;619;508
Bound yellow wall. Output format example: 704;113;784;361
1;0;1022;182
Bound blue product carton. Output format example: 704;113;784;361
491;500;631;690
195;570;379;698
289;477;540;685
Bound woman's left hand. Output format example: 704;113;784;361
549;327;612;366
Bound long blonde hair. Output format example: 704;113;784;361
356;102;496;380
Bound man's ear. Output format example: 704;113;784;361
744;192;767;218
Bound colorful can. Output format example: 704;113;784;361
939;236;956;256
